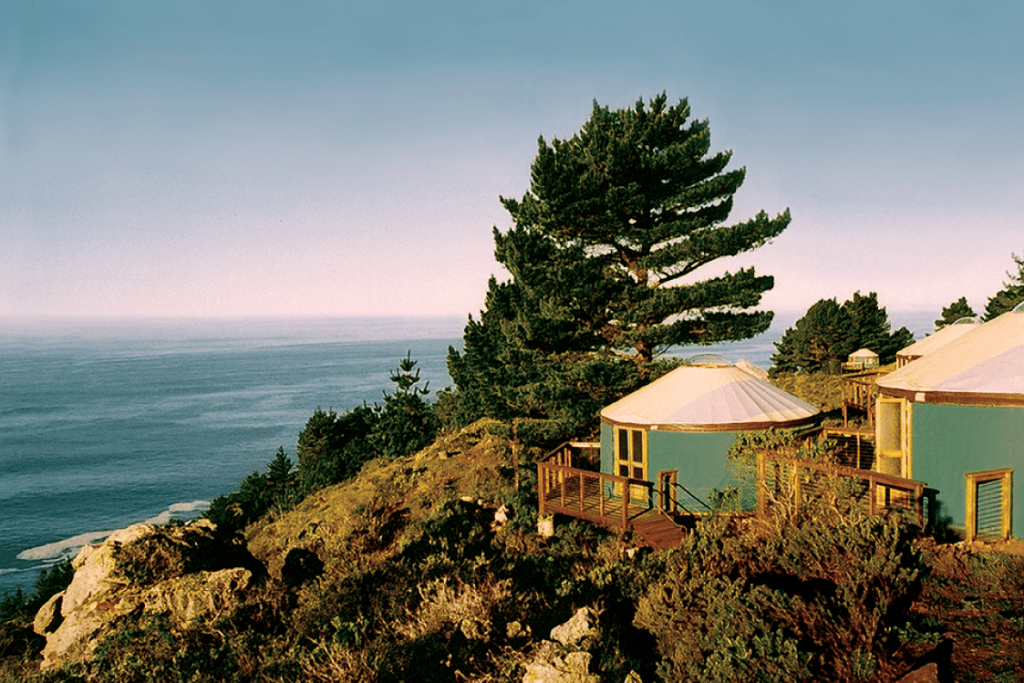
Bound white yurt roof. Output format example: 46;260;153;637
896;320;979;360
877;308;1024;403
850;348;878;359
601;363;820;432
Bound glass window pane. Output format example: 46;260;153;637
618;429;629;461
632;431;644;464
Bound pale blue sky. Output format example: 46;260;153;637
2;1;1022;320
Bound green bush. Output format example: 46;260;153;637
636;512;925;682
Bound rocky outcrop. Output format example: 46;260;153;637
522;607;603;683
34;520;257;670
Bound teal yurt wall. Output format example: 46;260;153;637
600;360;819;508
877;307;1024;536
909;403;1024;534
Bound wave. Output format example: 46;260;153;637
144;500;210;525
16;500;211;562
16;529;115;562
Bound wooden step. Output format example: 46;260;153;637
632;514;685;550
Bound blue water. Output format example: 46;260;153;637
0;310;936;596
0;316;465;595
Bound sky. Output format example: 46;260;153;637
2;0;1022;322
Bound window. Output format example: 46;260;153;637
965;469;1013;542
615;427;647;481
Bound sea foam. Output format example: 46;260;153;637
16;500;211;562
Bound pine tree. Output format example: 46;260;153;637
983;252;1024;320
296;405;377;492
935;297;976;329
371;352;440;459
449;94;790;430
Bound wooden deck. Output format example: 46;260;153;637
841;370;889;427
536;438;935;551
537;456;689;550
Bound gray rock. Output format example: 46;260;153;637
61;524;154;617
39;521;255;671
141;568;252;625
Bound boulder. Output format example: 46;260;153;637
61;524;154;617
550;607;599;647
523;644;599;683
897;662;940;683
32;592;64;636
140;568;252;625
523;609;603;683
38;520;256;670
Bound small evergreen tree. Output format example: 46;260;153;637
983;252;1024;320
772;298;855;374
935;296;976;329
371;351;440;460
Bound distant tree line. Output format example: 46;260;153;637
936;251;1024;327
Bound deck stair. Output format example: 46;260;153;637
630;509;688;550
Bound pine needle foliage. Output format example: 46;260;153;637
449;93;790;432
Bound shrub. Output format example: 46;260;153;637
635;512;925;683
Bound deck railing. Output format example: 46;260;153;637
841;370;889;427
756;452;929;525
537;460;653;530
820;427;876;470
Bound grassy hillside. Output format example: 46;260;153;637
2;419;1023;682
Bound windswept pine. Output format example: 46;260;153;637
449;94;791;432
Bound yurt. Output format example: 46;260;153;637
599;357;820;506
844;348;880;371
875;305;1024;539
895;317;979;368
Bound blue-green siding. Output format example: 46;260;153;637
911;403;1024;535
601;422;749;509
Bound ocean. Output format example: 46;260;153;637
0;310;936;596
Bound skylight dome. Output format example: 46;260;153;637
688;353;731;367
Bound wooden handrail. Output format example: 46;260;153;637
537;461;654;531
756;452;928;525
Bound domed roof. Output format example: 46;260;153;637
878;309;1024;403
896;320;980;361
601;364;819;432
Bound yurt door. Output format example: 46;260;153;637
615;427;649;504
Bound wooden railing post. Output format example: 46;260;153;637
578;471;584;511
538;463;546;516
791;463;802;515
622;480;630;530
1003;471;1013;541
